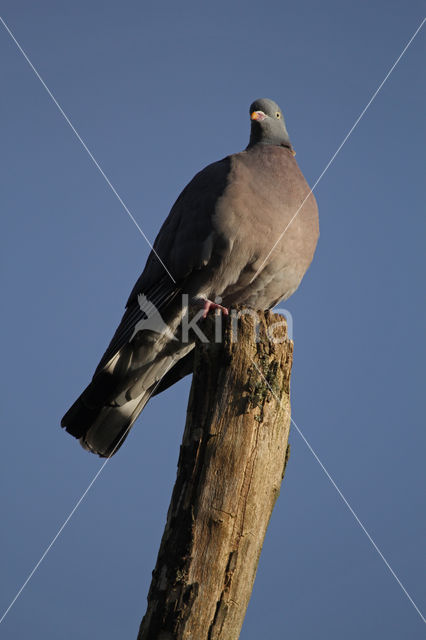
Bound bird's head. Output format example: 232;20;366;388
247;98;294;153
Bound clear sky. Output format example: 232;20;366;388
1;2;425;638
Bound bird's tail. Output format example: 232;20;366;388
61;340;194;457
61;383;151;458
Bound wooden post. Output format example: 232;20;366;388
138;310;293;640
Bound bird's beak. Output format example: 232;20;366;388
251;110;267;121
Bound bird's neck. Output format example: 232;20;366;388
246;135;294;152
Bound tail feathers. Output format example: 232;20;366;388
80;392;150;458
61;369;119;440
61;384;150;458
61;396;99;439
151;350;194;397
61;344;195;457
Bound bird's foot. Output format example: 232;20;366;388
202;299;229;319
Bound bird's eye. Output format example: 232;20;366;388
276;112;281;118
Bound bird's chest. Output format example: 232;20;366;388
214;153;304;261
209;149;318;305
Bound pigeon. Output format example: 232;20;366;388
61;98;319;457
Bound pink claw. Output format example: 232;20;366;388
202;299;229;319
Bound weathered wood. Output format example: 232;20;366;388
138;310;293;640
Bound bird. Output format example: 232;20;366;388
61;98;319;457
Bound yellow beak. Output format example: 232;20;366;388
251;111;266;121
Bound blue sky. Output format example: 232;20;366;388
1;2;425;638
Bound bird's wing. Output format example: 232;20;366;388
95;155;232;373
127;154;232;301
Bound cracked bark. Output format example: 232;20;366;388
137;310;293;640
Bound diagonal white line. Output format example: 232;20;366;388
0;358;177;626
1;8;424;629
290;415;426;624
0;458;110;625
251;359;426;625
249;16;426;284
0;15;176;285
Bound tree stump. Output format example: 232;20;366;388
138;310;293;640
